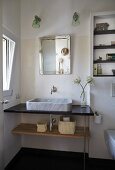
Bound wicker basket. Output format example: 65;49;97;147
37;122;47;132
58;121;76;135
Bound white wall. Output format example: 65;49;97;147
20;0;115;159
89;12;115;159
21;0;92;103
90;78;115;158
2;0;21;166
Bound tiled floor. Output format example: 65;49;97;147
5;148;115;170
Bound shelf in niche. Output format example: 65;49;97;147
94;45;115;49
94;29;115;35
92;12;115;78
94;60;115;63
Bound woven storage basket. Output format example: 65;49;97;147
37;122;47;132
58;121;76;134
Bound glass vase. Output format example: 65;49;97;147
80;91;87;107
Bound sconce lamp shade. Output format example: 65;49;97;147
72;12;80;26
32;15;41;28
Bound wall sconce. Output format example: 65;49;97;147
32;15;41;28
72;12;80;26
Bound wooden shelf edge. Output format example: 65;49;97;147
94;60;115;63
94;45;115;49
94;29;115;35
12;123;90;138
93;75;115;77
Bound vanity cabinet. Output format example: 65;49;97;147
92;12;115;77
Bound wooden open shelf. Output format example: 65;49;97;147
94;60;115;63
93;75;115;77
94;45;115;49
94;29;115;35
12;123;90;138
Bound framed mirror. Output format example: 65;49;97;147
39;35;71;75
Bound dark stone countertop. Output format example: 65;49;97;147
4;103;94;116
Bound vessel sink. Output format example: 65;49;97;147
26;98;72;112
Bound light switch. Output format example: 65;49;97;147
111;83;115;97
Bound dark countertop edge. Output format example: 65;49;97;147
4;103;94;116
4;111;94;116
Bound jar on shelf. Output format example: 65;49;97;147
97;64;102;75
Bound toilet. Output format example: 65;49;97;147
105;130;115;159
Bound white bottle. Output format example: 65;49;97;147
97;64;102;75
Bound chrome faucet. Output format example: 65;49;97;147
49;114;56;131
51;85;57;94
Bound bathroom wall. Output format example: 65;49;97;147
20;0;115;159
2;0;21;166
20;0;91;103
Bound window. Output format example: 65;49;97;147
3;35;15;91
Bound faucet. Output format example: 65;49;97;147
51;85;57;94
49;114;56;131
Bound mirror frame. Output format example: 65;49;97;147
39;35;71;75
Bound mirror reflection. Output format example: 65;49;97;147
39;35;70;75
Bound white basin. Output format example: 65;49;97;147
26;98;72;112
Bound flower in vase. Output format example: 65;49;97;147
74;76;93;106
86;76;93;84
74;77;81;84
